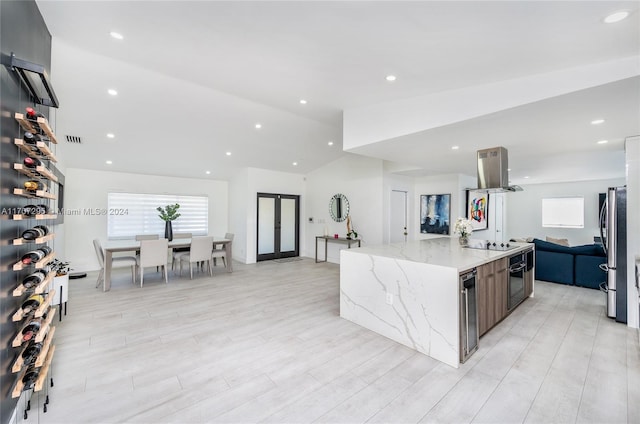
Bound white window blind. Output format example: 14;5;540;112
107;193;208;239
542;197;584;228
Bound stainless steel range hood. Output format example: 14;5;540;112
477;147;523;192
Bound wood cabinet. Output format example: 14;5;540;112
477;257;508;336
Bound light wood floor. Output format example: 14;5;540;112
20;258;640;424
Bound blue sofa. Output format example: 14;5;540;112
532;238;607;289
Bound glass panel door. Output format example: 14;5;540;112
258;196;275;255
280;197;296;252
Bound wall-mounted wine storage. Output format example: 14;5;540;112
1;2;61;423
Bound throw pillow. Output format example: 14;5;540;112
546;236;570;247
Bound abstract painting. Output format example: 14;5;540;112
420;194;450;234
466;190;489;231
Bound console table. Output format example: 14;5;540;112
315;236;361;263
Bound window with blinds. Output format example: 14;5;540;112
107;193;208;239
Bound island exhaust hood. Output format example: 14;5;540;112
477;146;523;192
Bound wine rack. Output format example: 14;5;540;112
13;188;57;200
7;107;60;419
12;233;55;245
12;251;55;271
11;311;55;348
13;163;58;182
12;269;54;297
14;139;58;163
14;113;58;144
12;289;55;322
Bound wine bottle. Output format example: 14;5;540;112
24;180;44;191
22;342;43;366
22;271;46;289
23;131;49;145
21;318;43;342
23;157;41;168
22;367;39;389
34;225;49;236
21;294;44;314
21;250;44;265
21;225;48;240
22;204;42;216
25;107;46;122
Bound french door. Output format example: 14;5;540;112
257;193;300;261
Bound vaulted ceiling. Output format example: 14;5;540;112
36;1;640;184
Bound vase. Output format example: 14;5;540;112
165;221;173;241
458;236;468;246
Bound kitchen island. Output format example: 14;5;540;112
340;237;533;368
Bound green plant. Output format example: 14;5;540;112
346;230;358;239
157;204;181;222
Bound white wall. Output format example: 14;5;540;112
305;154;384;263
625;136;639;329
64;168;228;271
505;178;625;246
228;168;250;263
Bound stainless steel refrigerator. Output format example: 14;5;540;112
600;186;627;323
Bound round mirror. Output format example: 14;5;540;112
329;193;349;222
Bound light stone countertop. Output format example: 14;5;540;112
347;236;533;271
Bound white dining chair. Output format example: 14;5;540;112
138;238;169;287
93;239;137;289
171;232;192;270
177;236;213;279
212;233;233;268
135;234;159;241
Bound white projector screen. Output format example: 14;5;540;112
542;197;584;228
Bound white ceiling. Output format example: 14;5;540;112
35;1;640;183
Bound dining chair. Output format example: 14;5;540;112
171;232;192;270
177;236;213;279
135;234;159;241
93;239;137;289
212;233;234;269
138;238;169;287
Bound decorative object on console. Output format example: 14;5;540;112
454;217;473;245
420;194;451;234
157;203;180;241
466;190;489;230
345;215;358;240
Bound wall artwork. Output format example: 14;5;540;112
420;194;451;235
466;190;489;231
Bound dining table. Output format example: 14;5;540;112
100;237;232;291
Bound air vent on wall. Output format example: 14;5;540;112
65;135;82;144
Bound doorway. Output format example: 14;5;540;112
390;190;408;243
257;193;300;261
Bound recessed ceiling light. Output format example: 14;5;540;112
107;89;118;96
106;133;115;138
604;11;629;23
205;171;211;175
328;141;334;146
385;75;397;82
524;176;530;179
105;160;113;165
226;151;231;156
507;168;512;172
451;146;459;150
299;99;307;105
255;123;262;129
597;140;609;144
591;119;605;125
292;162;298;166
109;31;124;40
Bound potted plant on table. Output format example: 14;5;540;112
157;203;181;241
50;258;71;309
346;215;358;240
454;217;473;246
